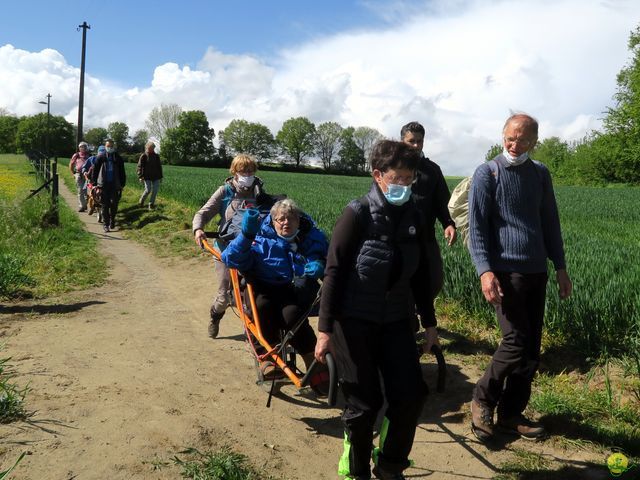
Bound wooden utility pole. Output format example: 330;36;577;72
77;21;91;146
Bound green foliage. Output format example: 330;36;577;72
131;129;149;153
107;121;130;153
0;115;20;154
161;111;215;165
352;126;384;163
531;137;570;172
84;127;108;149
485;143;502;161
173;447;272;480
0;452;26;479
335;126;365;174
0;353;29;423
314;121;343;170
530;370;640;454
275;116;316;167
15;113;74;157
0;155;107;299
220;119;274;160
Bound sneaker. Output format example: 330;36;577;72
78;207;86;212
103;224;110;233
208;310;224;338
471;399;495;442
372;465;405;480
148;203;154;210
497;414;546;440
109;222;116;230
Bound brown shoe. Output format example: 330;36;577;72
497;414;546;440
471;399;494;442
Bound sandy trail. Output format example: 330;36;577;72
0;180;603;479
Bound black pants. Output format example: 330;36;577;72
474;271;548;417
101;183;121;227
333;318;428;477
252;278;319;355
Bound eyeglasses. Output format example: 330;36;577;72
381;173;416;186
274;216;297;226
504;136;533;146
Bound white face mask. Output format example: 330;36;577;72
503;148;529;166
237;175;255;188
106;147;115;154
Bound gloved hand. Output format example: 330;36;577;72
303;260;325;279
241;208;261;238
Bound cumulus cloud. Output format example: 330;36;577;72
1;0;639;174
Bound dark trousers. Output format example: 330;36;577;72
101;183;121;227
333;318;428;477
252;278;319;355
474;271;548;417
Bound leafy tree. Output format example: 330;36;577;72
531;137;570;173
107;121;130;152
131;129;149;153
314;121;343;171
16;113;74;157
276;117;316;168
220;119;274;160
145;103;182;142
336;126;365;174
485;143;502;161
84;127;108;149
160;110;215;165
353;126;384;170
0;114;20;153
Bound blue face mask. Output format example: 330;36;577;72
383;182;412;206
278;229;298;242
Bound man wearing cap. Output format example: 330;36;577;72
69;142;90;212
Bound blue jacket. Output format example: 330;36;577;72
222;213;328;286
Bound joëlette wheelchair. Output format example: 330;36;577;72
201;232;339;408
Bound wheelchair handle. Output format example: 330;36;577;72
301;352;338;407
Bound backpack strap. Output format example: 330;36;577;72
220;183;235;216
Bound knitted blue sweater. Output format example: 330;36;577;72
469;155;566;276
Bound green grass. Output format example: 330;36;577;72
0;154;106;299
172;447;277;480
530;368;640;455
0;352;29;424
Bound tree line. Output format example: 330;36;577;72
2;24;640;182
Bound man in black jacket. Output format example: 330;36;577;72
401;122;456;326
91;139;126;233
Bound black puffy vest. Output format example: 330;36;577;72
341;182;423;324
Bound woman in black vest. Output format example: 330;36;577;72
315;140;439;480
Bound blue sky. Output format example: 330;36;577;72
2;0;640;175
0;0;387;86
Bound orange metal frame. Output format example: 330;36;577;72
201;238;304;388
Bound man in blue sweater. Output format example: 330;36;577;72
468;113;572;443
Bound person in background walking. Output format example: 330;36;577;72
192;154;267;338
137;141;163;210
401;122;456;331
91;139;126;233
69;141;90;212
468;113;572;443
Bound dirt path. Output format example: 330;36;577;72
0;181;604;479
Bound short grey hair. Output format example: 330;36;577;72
145;141;155;149
503;113;539;137
270;198;301;220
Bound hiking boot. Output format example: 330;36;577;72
372;465;405;480
471;399;494;442
497;414;546;440
208;310;224;338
